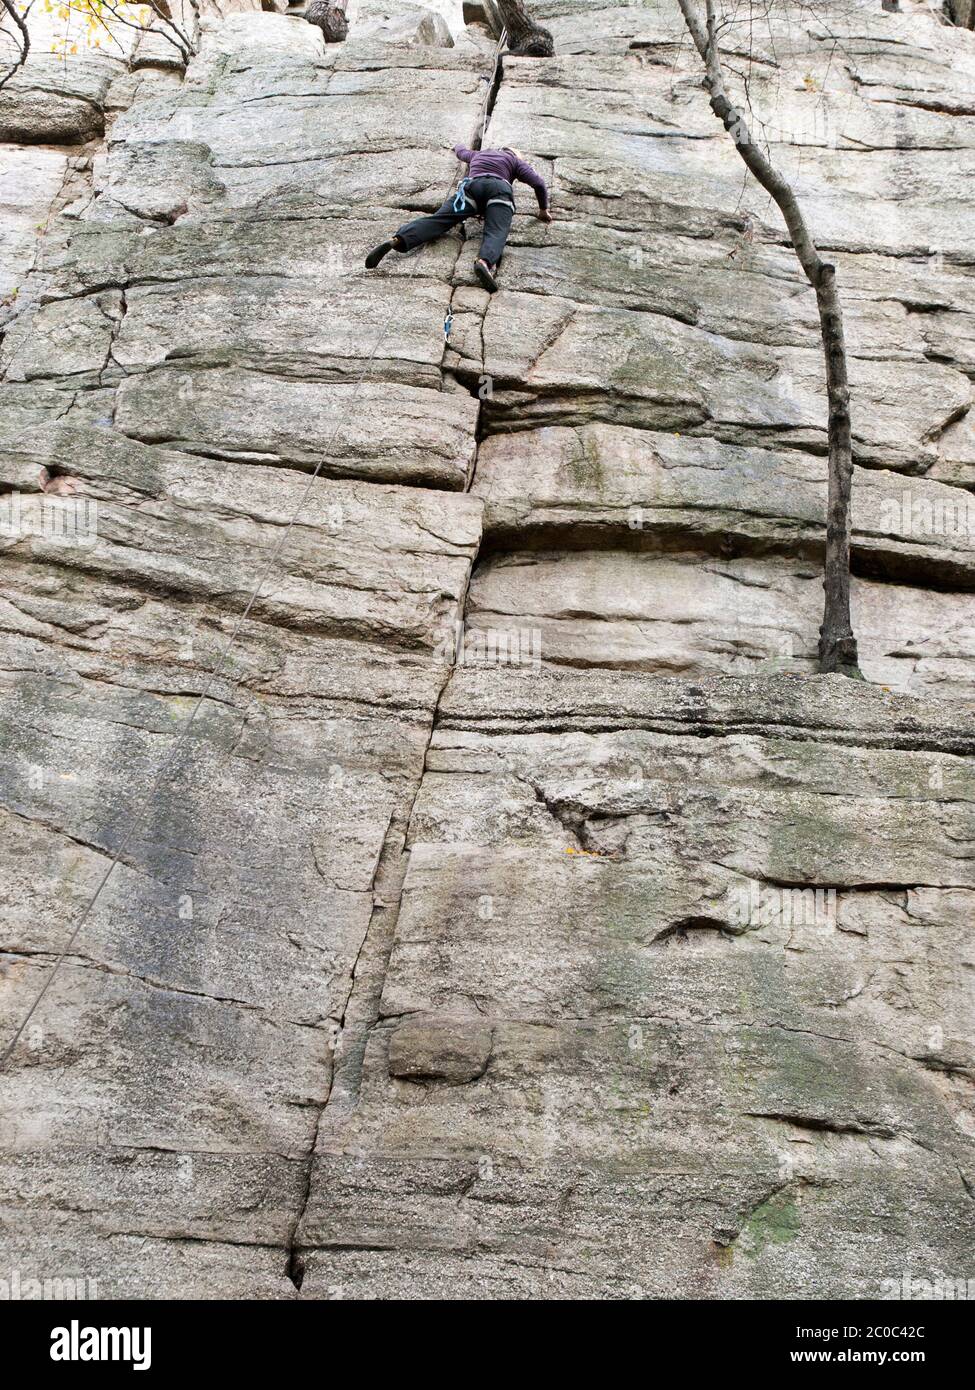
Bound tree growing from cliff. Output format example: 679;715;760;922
305;0;348;44
489;0;554;56
676;0;861;678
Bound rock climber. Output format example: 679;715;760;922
364;144;552;293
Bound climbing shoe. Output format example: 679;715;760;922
365;240;395;269
474;259;499;293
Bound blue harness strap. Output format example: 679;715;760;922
452;177;471;213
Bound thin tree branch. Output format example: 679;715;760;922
0;0;30;92
81;0;195;62
676;0;860;677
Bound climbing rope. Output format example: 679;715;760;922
475;25;507;149
0;27;508;1071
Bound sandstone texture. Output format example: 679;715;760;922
0;0;973;1300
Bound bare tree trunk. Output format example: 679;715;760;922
947;0;975;29
676;0;861;677
306;0;348;44
494;0;554;56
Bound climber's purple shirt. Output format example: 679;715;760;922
453;144;549;209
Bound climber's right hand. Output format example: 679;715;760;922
537;209;554;223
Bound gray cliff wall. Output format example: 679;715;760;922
0;0;973;1298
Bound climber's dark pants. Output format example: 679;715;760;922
394;175;515;267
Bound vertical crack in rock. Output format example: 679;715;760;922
285;36;525;1285
284;665;456;1291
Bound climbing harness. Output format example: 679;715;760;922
0;25;510;1071
453;184;514;217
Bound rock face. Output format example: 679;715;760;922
1;0;974;1300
